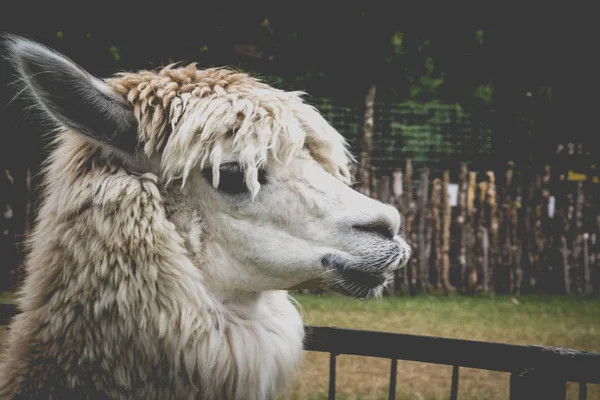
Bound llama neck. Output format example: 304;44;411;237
0;137;305;399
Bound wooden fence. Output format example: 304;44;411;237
2;141;598;296
347;143;600;296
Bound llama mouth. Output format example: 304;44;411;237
329;270;391;299
320;253;399;299
286;271;389;297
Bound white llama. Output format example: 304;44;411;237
0;36;410;399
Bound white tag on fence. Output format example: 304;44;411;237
447;184;458;207
548;196;555;218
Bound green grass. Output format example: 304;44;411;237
293;293;600;347
0;291;17;303
288;293;600;400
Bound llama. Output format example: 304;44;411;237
0;36;411;399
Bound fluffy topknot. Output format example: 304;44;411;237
106;64;354;196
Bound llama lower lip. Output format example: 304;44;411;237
337;268;386;288
321;254;393;299
328;272;391;299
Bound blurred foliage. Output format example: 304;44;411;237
109;45;120;63
475;83;494;105
474;29;485;45
39;18;553;118
2;6;593;169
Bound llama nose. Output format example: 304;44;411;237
353;220;394;239
347;194;401;239
353;215;398;239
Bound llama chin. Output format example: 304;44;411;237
0;35;410;399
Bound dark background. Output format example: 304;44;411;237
1;5;597;290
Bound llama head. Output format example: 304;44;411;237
6;36;411;300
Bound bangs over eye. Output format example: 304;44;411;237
202;162;267;195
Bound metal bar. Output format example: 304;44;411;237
304;325;600;384
388;358;397;400
510;370;567;400
579;382;587;400
450;365;459;400
510;372;522;400
328;352;336;400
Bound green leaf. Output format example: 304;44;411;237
424;57;434;75
474;30;485;45
109;45;120;62
410;85;422;99
391;32;406;56
474;83;494;104
540;85;552;100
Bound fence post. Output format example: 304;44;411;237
431;178;442;290
328;353;337;400
370;166;378;200
404;159;416;294
418;169;430;292
441;171;454;295
467;171;478;293
357;84;376;197
388;359;397;400
487;171;498;292
509;369;566;400
479;179;489;292
450;366;460;400
392;169;405;294
457;163;468;292
380;175;395;296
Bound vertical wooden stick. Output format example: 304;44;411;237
392;169;404;294
358;84;376;196
487;171;498;292
370;166;378;200
404;159;416;293
380;175;391;205
392;169;403;210
583;233;591;293
431;178;442;290
467;171;478;292
458;163;468;292
379;175;394;295
562;235;571;294
442;171;454;294
479;181;490;292
574;180;585;293
419;169;430;292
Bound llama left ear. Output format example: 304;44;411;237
4;35;139;153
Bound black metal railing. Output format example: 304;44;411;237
303;326;600;400
1;303;599;399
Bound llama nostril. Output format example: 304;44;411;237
353;220;394;239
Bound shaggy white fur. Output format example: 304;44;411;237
0;36;410;399
105;65;354;196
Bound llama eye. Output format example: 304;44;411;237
202;163;267;196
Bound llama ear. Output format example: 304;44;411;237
4;35;138;153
